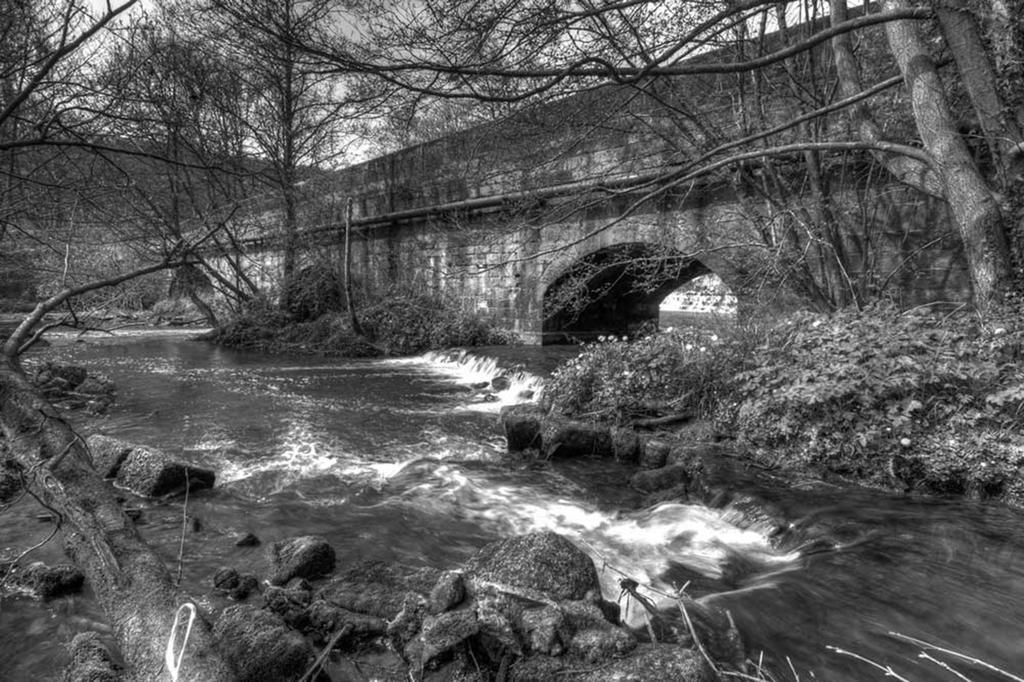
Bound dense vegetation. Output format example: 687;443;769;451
208;263;510;356
543;305;1024;504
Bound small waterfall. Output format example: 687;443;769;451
421;349;546;408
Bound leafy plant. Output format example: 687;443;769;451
356;284;511;355
542;326;753;423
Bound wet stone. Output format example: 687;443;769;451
414;609;480;666
234;532;261;547
115;446;215;498
63;631;122;682
267;535;336;585
542;418;614;459
466;532;600;602
17;562;85;599
427;570;465;615
213;567;240;591
639;439;671;469
500;404;543;452
85;435;134;478
230;574;259;601
631;464;691;494
214;604;315;682
316;561;441;619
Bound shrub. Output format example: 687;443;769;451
207;298;292;351
722;303;1024;493
281;262;344;322
356;285;510;355
542;326;752;424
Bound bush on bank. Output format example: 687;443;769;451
543;304;1024;503
209;283;511;356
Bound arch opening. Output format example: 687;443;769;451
542;243;716;343
659;273;737;330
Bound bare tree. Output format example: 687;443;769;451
0;3;239;678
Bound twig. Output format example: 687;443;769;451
175;475;190;586
919;652;972;682
826;645;912;682
631;412;694;428
0;522;61;591
889;632;1024;682
676;590;720;677
299;624;353;682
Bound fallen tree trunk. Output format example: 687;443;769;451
0;361;235;681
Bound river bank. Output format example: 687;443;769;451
3;329;1024;680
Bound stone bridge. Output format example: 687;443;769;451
223;34;970;344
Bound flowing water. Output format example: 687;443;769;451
1;330;1023;681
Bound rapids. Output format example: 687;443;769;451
1;329;1023;680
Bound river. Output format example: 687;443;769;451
1;330;1023;681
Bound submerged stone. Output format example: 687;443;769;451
17;562;85;599
234;532;261;547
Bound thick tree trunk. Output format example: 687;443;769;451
935;2;1022;183
0;363;235;681
829;0;944;197
883;0;1012;309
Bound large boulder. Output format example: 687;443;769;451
542;418;614;459
268;535;336;586
214;605;315;682
115;446;215;497
465;532;600;602
86;435;134;478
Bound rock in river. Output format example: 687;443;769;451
465;531;600;602
214;604;314;682
115;445;215;497
268;535;336;585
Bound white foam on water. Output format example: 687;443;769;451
218;432;338;487
380;464;798;620
417;350;545;411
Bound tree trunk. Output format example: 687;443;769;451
829;0;944;197
882;0;1012;310
0;363;236;681
935;2;1022;184
343;197;364;336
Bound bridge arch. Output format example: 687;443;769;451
538;241;735;342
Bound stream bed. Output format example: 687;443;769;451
1;330;1023;680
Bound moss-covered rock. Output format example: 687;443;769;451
466;532;599;602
